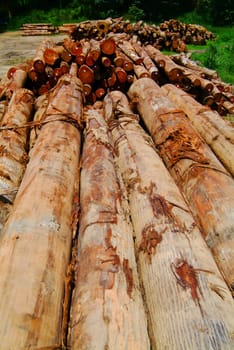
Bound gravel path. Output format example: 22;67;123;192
0;31;66;79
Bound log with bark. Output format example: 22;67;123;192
0;67;83;349
29;93;49;150
171;52;219;80
69;102;150;350
144;45;183;82
0;88;34;233
104;90;234;350
0;62;31;101
162;83;234;176
70;17;215;52
128;78;234;295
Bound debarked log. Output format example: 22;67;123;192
0;68;29;101
104;91;234;350
128;78;234;294
161;84;234;176
0;72;83;349
0;88;34;233
69;103;150;350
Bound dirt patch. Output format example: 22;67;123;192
0;31;67;79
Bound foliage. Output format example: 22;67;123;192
1;0;234;25
7;7;86;29
195;0;234;25
125;1;145;22
190;26;234;84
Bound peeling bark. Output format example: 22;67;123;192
128;78;234;295
69;103;150;350
162;83;234;176
0;88;34;233
104;90;234;350
0;73;83;349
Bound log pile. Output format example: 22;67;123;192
70;17;215;52
1;33;233;116
20;23;57;36
0;24;234;350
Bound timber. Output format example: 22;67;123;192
162;84;234;176
69;103;150;349
0;18;233;349
0;69;83;349
128;78;234;294
104;90;234;350
0;88;34;233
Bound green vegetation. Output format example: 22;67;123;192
1;1;233;26
184;25;234;84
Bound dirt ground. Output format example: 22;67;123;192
0;31;67;79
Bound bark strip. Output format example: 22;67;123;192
69;103;150;350
0;73;83;349
128;78;234;294
162;83;234;176
0;88;34;232
104;90;234;350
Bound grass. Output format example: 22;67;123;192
177;13;234;84
188;26;234;84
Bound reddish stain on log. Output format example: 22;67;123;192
148;184;173;221
171;258;204;316
105;227;113;249
140;223;164;262
123;258;134;297
148;183;184;233
99;246;120;290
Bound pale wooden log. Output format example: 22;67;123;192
104;91;234;350
29;94;49;150
33;39;55;72
222;100;234;114
0;73;83;349
97;18;112;34
69;103;150;350
162;84;234;176
128;78;234;294
132;42;160;81
0;68;29;101
133;64;150;79
117;40;143;65
145;45;183;81
171;53;219;79
0;88;34;233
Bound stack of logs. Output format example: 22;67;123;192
0;27;234;350
1;33;233;116
19;18;215;53
70;17;216;52
20;23;57;36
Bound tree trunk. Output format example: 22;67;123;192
162;84;234;176
29;94;49;150
0;88;34;233
0;66;29;100
128;78;234;295
69;103;150;350
0;72;83;349
104;90;234;350
145;45;183;81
